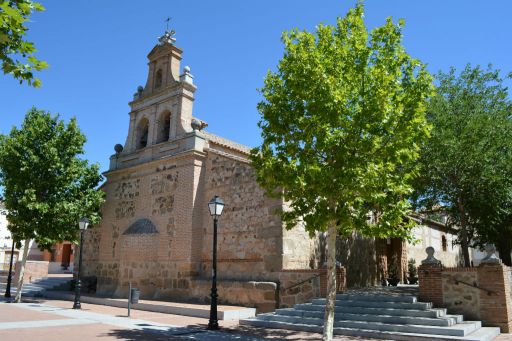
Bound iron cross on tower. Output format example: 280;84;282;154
158;17;176;45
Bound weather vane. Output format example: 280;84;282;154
158;17;176;45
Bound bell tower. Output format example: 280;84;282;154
117;28;203;161
142;30;183;96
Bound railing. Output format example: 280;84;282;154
281;273;322;293
454;279;494;296
276;273;323;310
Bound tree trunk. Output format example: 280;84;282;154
459;228;471;267
457;198;471;267
497;238;512;266
15;239;31;303
322;222;337;341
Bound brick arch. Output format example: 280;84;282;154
121;218;159;262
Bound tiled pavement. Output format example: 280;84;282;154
0;299;511;340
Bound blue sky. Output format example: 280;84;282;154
1;0;511;174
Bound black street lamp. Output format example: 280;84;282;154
4;240;15;298
73;217;89;309
207;195;224;330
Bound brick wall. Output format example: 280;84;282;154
419;262;512;332
418;263;443;307
478;264;512;332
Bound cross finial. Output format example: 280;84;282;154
158;18;176;45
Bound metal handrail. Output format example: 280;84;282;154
281;273;322;292
454;279;494;296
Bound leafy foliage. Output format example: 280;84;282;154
251;2;433;239
0;0;48;86
0;108;105;249
412;65;512;265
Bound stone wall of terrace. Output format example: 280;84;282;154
419;245;512;332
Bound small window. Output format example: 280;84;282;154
442;235;447;252
155;69;163;89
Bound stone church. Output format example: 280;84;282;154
80;31;464;310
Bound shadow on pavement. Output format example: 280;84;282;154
103;329;193;340
103;326;379;340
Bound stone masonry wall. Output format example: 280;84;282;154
337;233;379;287
87;151;207;298
200;151;284;280
419;255;512;332
188;267;346;313
442;267;480;320
84;135;327;309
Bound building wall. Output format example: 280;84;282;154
408;224;463;267
200;150;285;280
84;140;321;300
76;37;335;307
0;202;17;270
336;233;379;287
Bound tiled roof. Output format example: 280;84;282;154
201;131;252;155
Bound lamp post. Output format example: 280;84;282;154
4;240;15;298
73;217;89;309
207;195;224;330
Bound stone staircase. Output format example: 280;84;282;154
0;275;72;297
240;293;501;340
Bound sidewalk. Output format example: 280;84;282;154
0;299;378;340
1;299;511;340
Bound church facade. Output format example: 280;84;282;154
80;32;326;311
80;32;465;310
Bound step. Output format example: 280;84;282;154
335;293;417;303
31;279;71;285
28;283;65;289
312;298;431;310
275;308;462;326
23;284;45;290
240;319;500;341
295;303;447;318
44;291;256;320
254;313;480;337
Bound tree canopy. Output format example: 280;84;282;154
251;3;433;339
413;65;512;266
0;108;105;249
251;3;433;239
0;0;48;86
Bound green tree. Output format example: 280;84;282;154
0;108;104;302
1;0;48;86
412;65;512;267
470;191;512;266
251;3;433;340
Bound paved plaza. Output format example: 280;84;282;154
0;299;512;340
0;299;379;341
